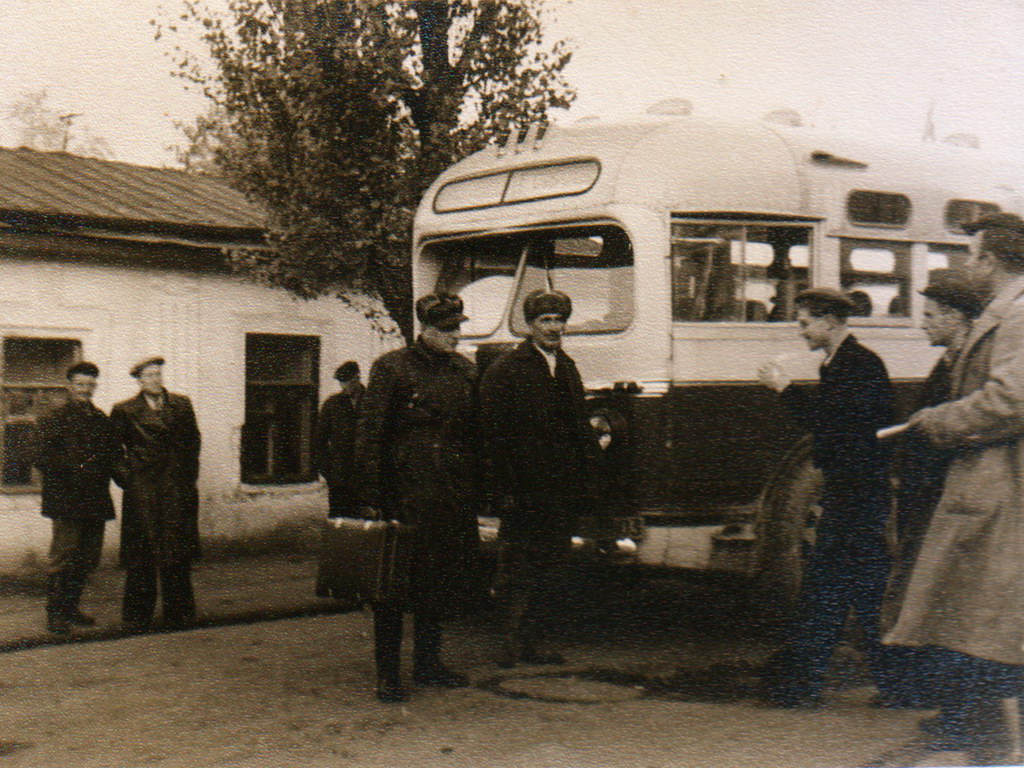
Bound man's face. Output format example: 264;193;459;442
137;365;164;395
68;374;97;403
796;307;834;351
529;313;566;350
922;298;966;347
421;323;460;353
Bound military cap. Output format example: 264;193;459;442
794;286;857;319
963;212;1024;265
130;356;165;378
523;289;573;323
66;361;99;379
415;293;468;330
334;361;360;382
920;270;984;318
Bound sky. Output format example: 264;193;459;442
2;0;1023;167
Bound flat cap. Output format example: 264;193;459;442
964;212;1024;265
920;269;984;318
66;361;99;379
130;356;165;378
795;286;857;318
334;361;360;382
962;212;1024;237
523;289;573;323
415;293;468;330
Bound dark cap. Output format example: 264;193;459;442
795;287;857;319
334;361;360;382
66;361;99;379
415;293;468;331
523;289;573;323
920;270;984;318
130;356;165;378
963;212;1024;265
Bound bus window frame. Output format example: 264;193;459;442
835;234;915;327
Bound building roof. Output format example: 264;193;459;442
0;146;265;233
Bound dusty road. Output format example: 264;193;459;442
0;571;968;768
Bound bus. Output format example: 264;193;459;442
411;109;1024;601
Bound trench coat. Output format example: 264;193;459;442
355;339;480;615
110;391;202;569
34;399;123;521
478;340;598;542
314;384;363;517
886;277;1024;665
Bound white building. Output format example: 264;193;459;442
0;147;399;574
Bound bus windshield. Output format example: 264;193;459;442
426;224;634;337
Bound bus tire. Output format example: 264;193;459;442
753;450;823;625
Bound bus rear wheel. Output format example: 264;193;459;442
754;454;823;625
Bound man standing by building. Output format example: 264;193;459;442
887;214;1024;761
757;287;905;708
111;357;202;630
315;361;364;518
34;362;123;634
479;289;597;669
357;294;480;703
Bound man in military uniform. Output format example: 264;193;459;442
34;361;123;634
315;361;364;518
357;294;481;703
479;289;597;668
758;287;904;707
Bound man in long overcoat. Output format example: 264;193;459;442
758;287;906;708
479;289;598;668
111;357;202;629
887;214;1024;759
34;361;123;634
356;294;480;703
314;361;364;518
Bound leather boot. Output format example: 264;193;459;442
413;617;468;688
374;607;407;703
45;574;70;635
64;572;96;627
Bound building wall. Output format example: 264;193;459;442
0;254;400;574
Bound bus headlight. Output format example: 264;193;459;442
589;413;613;450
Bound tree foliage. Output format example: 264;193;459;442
5;89;113;160
160;0;575;335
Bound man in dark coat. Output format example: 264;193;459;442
479;289;598;668
315;361;365;518
356;294;481;703
758;287;905;708
34;361;123;634
111;357;202;630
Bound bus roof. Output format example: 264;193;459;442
415;115;1024;243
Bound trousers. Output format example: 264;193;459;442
122;562;196;625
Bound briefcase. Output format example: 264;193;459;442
315;517;415;606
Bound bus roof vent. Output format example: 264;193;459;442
809;151;868;170
943;133;980;149
763;109;802;127
646;98;692;116
494;123;551;156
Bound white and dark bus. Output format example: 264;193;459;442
411;109;1024;598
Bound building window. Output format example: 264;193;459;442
241;334;320;485
840;239;912;318
671;222;812;322
1;337;81;489
847;190;911;227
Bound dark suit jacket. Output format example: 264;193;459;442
479;340;598;540
34;399;123;521
781;334;894;480
314;385;363;487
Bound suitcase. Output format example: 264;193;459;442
315;517;414;606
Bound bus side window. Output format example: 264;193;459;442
671;222;811;322
839;239;911;319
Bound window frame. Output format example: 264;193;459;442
846;190;912;229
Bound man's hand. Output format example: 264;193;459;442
758;361;792;393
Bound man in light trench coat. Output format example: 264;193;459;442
886;213;1024;762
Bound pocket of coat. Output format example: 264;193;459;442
941;448;1013;517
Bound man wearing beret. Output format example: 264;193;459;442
34;362;124;634
480;288;598;668
758;286;906;708
887;214;1024;761
356;293;481;702
111;357;202;630
315;361;364;518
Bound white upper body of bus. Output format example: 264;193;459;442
412;114;1024;390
